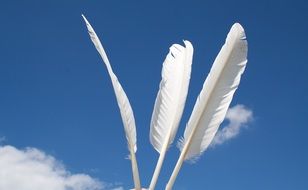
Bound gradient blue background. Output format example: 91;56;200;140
0;0;307;189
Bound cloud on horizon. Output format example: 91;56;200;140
211;104;253;146
0;145;123;190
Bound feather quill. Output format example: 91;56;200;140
82;15;141;190
166;23;248;190
149;41;193;190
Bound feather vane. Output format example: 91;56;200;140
148;41;193;190
179;23;248;160
150;41;193;153
82;15;137;152
82;15;142;189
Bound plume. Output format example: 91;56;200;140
166;23;248;190
149;41;193;190
82;15;141;190
150;41;193;152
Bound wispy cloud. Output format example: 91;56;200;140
0;145;123;190
211;104;253;146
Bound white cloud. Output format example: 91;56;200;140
211;104;253;146
0;145;123;190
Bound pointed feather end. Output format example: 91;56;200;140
81;14;91;30
183;40;193;51
81;14;87;22
81;14;93;31
228;23;246;41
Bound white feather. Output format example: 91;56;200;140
150;41;193;152
178;23;248;161
166;23;248;190
82;15;142;189
148;41;193;190
82;15;137;152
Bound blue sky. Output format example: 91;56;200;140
0;0;307;189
